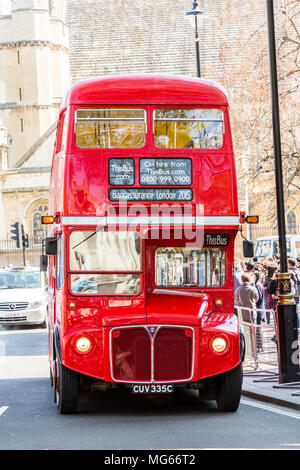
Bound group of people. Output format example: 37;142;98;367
234;256;300;336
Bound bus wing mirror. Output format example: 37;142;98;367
40;254;48;272
243;240;254;258
45;237;57;255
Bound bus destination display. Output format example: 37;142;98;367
109;158;192;201
109;188;193;202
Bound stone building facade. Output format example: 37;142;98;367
0;0;69;263
0;0;299;265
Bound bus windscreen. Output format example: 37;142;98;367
69;230;141;272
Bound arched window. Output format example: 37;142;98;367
287;211;296;234
33;204;48;244
25;199;49;246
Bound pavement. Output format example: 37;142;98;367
241;368;300;411
238;314;300;411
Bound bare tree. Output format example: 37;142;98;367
218;1;300;226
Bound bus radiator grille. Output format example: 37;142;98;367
112;327;151;382
111;326;193;383
154;327;193;381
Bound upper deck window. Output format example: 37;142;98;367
154;109;224;149
75;109;146;148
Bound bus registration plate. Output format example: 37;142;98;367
132;384;174;394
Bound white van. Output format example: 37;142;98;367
254;235;300;259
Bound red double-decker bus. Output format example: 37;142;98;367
42;74;252;413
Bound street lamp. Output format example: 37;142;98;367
185;1;206;78
266;0;300;384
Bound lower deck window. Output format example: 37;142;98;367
70;274;140;295
155;247;225;287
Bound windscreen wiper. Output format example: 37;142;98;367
71;225;105;250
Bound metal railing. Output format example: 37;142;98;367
236;305;300;375
0;238;42;268
236;305;300;394
235;306;280;373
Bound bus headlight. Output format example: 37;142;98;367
210;336;228;354
75;336;93;354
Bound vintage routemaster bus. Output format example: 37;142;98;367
42;74;251;413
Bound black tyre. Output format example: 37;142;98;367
215;363;243;412
40;319;47;329
50;364;53;387
56;360;79;414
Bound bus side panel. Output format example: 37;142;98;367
61;328;106;380
64;152;106;216
198;313;241;379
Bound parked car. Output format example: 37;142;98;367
0;267;47;328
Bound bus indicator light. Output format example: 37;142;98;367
42;215;55;224
245;215;259;224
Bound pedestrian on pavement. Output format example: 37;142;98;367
234;260;243;290
235;273;259;357
267;270;279;307
266;270;280;344
234;273;259;322
296;258;300;328
288;259;300;319
254;272;265;352
244;262;255;285
263;265;277;324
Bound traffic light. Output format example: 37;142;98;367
22;234;29;248
10;222;20;248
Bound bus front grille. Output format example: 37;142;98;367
111;327;151;382
111;326;194;383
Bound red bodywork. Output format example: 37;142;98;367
47;74;241;386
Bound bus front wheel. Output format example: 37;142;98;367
55;360;79;414
215;363;243;412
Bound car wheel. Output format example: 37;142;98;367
215;363;243;412
40;318;47;329
56;360;79;414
